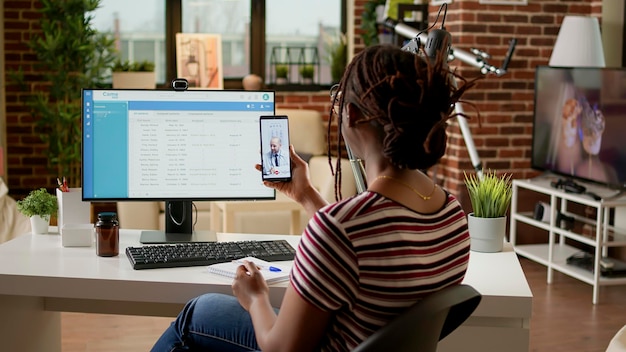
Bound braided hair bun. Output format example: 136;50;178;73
336;44;477;170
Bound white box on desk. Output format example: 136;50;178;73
61;223;94;247
57;188;91;234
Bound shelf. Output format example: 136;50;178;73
513;212;596;246
512;212;554;232
514;177;626;206
515;244;626;286
511;177;626;304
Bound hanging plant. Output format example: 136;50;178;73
361;0;386;47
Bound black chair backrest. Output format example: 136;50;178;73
352;284;482;352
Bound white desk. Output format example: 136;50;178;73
210;199;303;235
0;231;532;352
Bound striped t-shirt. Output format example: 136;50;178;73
291;190;470;352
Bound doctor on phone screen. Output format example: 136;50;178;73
262;136;289;176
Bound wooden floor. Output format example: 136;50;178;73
60;257;626;351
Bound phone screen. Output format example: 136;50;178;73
260;115;292;182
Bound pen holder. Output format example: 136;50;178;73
57;188;91;235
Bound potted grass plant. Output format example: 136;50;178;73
16;188;58;235
464;169;513;252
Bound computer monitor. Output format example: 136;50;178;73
81;88;276;243
531;66;626;190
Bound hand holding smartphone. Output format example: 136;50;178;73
260;115;292;182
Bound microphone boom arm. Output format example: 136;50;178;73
385;18;517;76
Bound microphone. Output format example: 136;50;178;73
384;17;452;62
424;28;452;60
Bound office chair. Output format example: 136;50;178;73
352;284;482;352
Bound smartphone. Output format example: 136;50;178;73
260;115;292;182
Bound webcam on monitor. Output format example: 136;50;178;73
171;78;189;91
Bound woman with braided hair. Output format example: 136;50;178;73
152;44;477;352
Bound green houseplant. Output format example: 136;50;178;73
275;65;289;84
112;59;155;72
299;65;315;84
16;188;58;234
11;0;117;188
324;32;347;83
361;0;386;46
464;169;513;252
112;59;156;89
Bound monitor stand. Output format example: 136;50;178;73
139;200;217;244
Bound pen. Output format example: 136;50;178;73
57;177;69;192
235;259;282;272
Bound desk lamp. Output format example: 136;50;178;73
549;15;606;67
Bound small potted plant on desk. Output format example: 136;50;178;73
112;59;156;89
16;188;58;235
464;169;513;253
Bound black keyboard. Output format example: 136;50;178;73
125;240;296;270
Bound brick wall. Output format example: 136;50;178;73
353;0;603;202
4;0;46;197
2;0;605;203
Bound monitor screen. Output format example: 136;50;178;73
531;66;626;190
81;88;276;242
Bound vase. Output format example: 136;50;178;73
30;215;50;235
467;213;506;253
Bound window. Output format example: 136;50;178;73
264;0;343;85
92;0;167;83
181;0;251;78
92;0;345;88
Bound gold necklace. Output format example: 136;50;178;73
374;175;436;201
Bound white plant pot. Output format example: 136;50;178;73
30;215;50;235
467;213;506;253
275;77;288;85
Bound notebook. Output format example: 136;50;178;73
206;257;290;284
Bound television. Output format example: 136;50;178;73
81;88;276;243
531;66;626;190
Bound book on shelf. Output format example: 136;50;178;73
206;257;290;284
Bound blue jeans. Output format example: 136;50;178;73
151;293;267;352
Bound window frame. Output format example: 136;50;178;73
164;0;346;89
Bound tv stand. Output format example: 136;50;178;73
510;177;626;304
550;177;602;200
139;200;216;243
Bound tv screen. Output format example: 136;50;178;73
81;89;276;242
531;66;626;190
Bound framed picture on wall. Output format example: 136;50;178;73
176;33;224;89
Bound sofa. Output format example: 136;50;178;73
117;108;357;235
0;178;31;243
